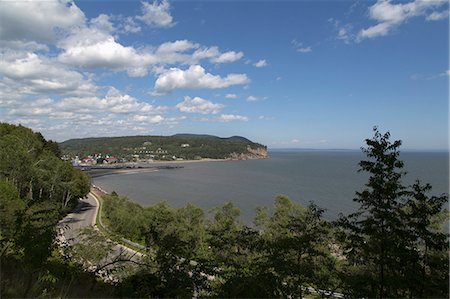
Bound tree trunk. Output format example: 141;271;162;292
64;191;71;208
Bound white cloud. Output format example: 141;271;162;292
190;46;243;64
291;139;300;144
153;65;250;94
136;0;175;28
211;51;244;63
121;17;142;33
90;14;115;33
291;39;312;53
58;29;244;76
57;26;155;76
426;10;449;21
253;59;268;67
3;85;169;141
0;0;85;43
218;114;249;122
297;46;312;53
258;115;275;120
176;96;224;114
0;51;97;97
329;18;355;44
225;93;238;99
246;95;267;102
132;114;164;123
337;25;353;43
358;0;447;40
157;40;199;53
55;87;165;115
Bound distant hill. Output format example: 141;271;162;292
60;134;267;161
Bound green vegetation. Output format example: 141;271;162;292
0;123;106;297
1;123;448;298
100;127;448;298
335;128;449;298
59;133;267;160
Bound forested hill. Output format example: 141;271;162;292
60;134;268;160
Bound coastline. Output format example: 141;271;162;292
85;158;237;178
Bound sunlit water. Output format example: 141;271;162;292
93;150;449;224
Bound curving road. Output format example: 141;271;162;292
57;191;144;282
58;193;98;244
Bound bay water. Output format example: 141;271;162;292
93;150;449;224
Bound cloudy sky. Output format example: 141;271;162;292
0;0;448;149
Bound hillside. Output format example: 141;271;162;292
60;134;267;161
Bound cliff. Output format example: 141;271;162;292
229;145;268;160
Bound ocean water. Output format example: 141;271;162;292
93;150;449;223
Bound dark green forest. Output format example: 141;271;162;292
0;123;108;297
1;123;449;298
60;134;267;160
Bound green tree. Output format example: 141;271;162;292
208;202;277;298
402;181;449;297
337;127;449;298
0;123;92;297
262;196;337;298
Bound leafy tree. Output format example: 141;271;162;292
337;127;449;298
402;181;449;297
207;202;276;298
262;196;337;298
0;123;92;297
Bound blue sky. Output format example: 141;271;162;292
0;0;448;150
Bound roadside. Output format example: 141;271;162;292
90;186;147;255
56;186;147;282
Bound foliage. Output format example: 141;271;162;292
104;194;340;298
1;123;448;298
0;123;92;297
336;127;449;298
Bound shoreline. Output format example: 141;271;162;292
85;158;237;178
80;157;252;168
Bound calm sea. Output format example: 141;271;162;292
93;150;449;223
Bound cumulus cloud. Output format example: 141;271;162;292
136;0;175;28
153;65;250;94
0;51;97;97
132;114;165;123
211;51;244;63
3;85;168;141
218;114;249;122
0;0;85;43
57;26;155;76
253;59;268;67
55;87;166;115
358;0;447;40
0;0;254;139
176;96;224;114
90;14;115;33
190;46;244;64
58;29;244;76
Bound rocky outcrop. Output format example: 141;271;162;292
229;146;268;160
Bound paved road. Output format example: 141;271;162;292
57;193;98;244
57;191;144;281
